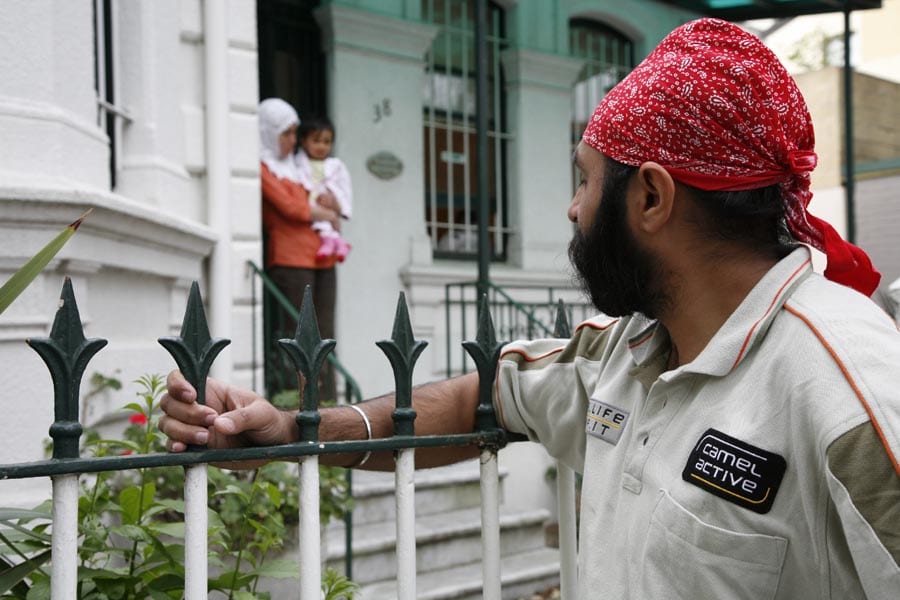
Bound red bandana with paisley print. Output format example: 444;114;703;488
582;18;880;296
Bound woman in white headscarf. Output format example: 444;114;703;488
258;98;341;393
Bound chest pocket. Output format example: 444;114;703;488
638;491;787;600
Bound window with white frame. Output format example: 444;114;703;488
569;19;634;189
93;0;130;190
422;0;510;259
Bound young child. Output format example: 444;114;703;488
295;116;353;262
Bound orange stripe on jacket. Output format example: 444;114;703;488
730;258;811;371
784;303;900;478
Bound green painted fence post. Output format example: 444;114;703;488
28;278;107;459
462;295;505;433
376;292;427;437
276;285;335;442
158;281;231;447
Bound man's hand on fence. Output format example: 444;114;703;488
159;370;297;454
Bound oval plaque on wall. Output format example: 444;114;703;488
366;151;403;180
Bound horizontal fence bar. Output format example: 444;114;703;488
0;431;507;479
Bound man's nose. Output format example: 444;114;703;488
567;199;578;223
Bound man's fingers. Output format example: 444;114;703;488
214;403;270;437
159;392;217;426
158;414;209;447
165;369;196;403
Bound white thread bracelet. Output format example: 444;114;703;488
347;404;372;467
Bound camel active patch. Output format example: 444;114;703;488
585;398;630;445
682;429;786;514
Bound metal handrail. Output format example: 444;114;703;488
246;260;363;405
445;279;595;376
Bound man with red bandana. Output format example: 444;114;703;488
160;18;899;599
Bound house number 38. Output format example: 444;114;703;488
373;98;392;123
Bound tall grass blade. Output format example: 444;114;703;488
0;209;92;315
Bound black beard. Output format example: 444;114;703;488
568;173;668;319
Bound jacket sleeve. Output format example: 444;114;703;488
261;163;312;222
825;420;900;599
492;316;622;474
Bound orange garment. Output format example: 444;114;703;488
261;162;337;269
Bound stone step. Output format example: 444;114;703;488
325;506;551;586
343;460;493;526
356;546;561;600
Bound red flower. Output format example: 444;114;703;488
121;449;133;456
129;413;148;425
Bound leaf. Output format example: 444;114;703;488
110;524;151;543
0;509;51;521
0;209;91;315
146;522;184;539
0;521;51;544
264;482;282;507
251;559;300;579
118;483;155;524
208;570;252;590
24;576;49;600
232;592;258;600
213;484;250;503
0;549;50;594
143;573;184;592
154;499;184;513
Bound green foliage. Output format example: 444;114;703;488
0;373;355;599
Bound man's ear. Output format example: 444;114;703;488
633;162;676;233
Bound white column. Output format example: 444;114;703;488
203;0;233;378
50;475;79;600
314;5;438;396
500;49;584;272
115;0;191;209
183;465;208;600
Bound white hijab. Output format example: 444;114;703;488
258;98;301;181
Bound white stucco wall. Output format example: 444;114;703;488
0;0;259;507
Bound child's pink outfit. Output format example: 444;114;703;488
296;150;353;262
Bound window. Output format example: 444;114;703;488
569;19;634;188
422;0;510;259
93;0;130;189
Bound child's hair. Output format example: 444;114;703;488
299;115;335;141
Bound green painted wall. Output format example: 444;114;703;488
324;0;422;20
324;0;703;60
505;0;701;58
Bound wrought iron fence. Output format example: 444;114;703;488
0;275;579;599
444;279;595;377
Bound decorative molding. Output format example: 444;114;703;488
0;179;217;281
120;154;192;180
315;4;439;63
501;49;585;92
399;262;574;289
0;96;107;144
